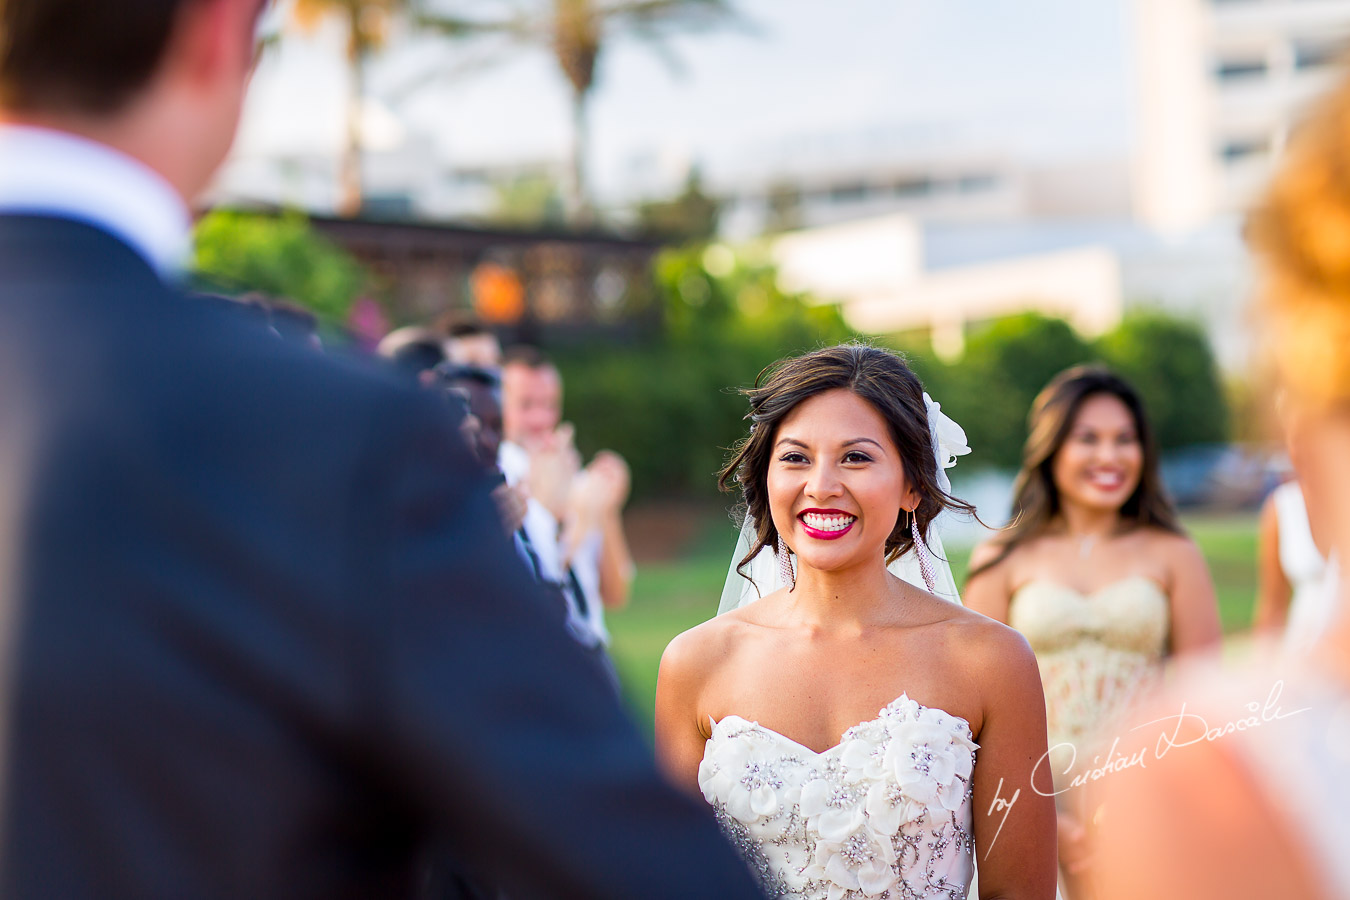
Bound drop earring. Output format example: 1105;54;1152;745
777;534;796;591
909;510;936;593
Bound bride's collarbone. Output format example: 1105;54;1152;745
744;591;971;636
709;649;980;741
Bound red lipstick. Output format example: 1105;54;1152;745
798;508;857;541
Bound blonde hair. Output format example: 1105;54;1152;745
1249;70;1350;407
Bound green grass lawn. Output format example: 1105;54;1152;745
607;511;1261;732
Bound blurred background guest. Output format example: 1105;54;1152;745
1254;477;1333;655
965;365;1221;899
1093;69;1350;900
377;324;447;381
430;362;527;536
439;315;503;371
1253;397;1332;654
500;345;634;656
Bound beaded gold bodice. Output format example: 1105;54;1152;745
1009;576;1169;791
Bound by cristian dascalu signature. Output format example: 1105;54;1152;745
981;678;1312;858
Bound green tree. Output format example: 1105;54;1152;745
420;0;740;221
763;180;802;233
491;171;567;227
293;0;404;216
890;310;1230;471
636;167;721;242
193;211;370;325
1096;311;1229;449
936;313;1094;470
553;244;850;499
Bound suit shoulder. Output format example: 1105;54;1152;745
160;299;443;439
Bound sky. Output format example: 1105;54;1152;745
235;0;1137;201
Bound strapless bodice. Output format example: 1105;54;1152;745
698;695;977;900
1009;576;1169;792
1010;576;1168;656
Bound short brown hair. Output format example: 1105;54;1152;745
501;344;552;371
0;0;200;115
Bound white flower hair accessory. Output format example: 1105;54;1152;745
923;392;970;496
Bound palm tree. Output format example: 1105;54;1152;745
419;0;740;223
293;0;404;216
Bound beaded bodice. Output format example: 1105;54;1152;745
1009;576;1168;791
698;695;977;900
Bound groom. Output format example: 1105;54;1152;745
0;2;760;898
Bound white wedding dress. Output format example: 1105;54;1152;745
698;694;977;900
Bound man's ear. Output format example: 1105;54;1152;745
162;0;255;91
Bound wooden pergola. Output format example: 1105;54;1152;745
307;214;666;343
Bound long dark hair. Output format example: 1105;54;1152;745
968;365;1182;580
718;343;977;579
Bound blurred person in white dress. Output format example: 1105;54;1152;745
1091;69;1350;900
1255;477;1334;655
1254;403;1334;655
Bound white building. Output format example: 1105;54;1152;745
1134;0;1350;232
766;0;1350;372
714;123;1135;240
770;215;1124;361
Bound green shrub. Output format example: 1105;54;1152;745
1096;311;1229;450
192;210;369;326
554;245;851;501
558;253;1231;497
937;314;1094;470
892;310;1230;470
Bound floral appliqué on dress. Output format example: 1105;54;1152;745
699;695;978;900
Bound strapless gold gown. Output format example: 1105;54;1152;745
1009;576;1169;794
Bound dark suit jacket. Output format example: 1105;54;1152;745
0;216;760;899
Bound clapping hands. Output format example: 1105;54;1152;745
524;423;582;522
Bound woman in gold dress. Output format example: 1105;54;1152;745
964;366;1221;898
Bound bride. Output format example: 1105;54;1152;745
655;344;1057;899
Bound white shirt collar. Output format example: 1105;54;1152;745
0;125;191;277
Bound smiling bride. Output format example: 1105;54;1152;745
655;344;1057;900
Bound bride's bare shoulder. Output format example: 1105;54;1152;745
917;594;1038;675
660;593;785;688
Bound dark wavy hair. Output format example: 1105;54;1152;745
968;365;1182;580
718;344;977;581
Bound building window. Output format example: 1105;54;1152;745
892;177;933;198
1295;41;1342;71
1215;58;1268;80
1221;138;1267;162
829;181;868;203
957;174;998;193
